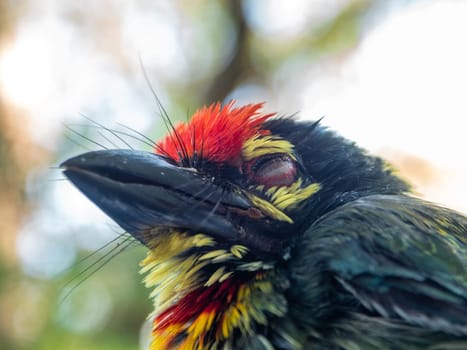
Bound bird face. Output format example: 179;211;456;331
62;102;323;259
61;102;409;349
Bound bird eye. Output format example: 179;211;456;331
248;155;297;187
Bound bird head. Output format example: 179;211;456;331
61;102;409;349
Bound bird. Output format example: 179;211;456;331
61;101;467;350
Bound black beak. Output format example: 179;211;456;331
61;150;251;244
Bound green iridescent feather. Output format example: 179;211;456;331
289;195;467;349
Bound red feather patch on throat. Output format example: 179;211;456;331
152;278;243;349
156;102;274;165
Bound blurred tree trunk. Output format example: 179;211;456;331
203;0;254;104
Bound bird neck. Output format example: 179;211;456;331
140;231;288;349
150;273;275;349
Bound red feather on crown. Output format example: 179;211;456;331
156;102;274;165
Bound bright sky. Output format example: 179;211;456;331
300;0;467;212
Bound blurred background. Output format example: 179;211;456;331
0;0;466;349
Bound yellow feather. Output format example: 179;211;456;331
230;245;249;258
246;193;293;223
205;266;226;286
199;249;228;261
242;135;296;161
